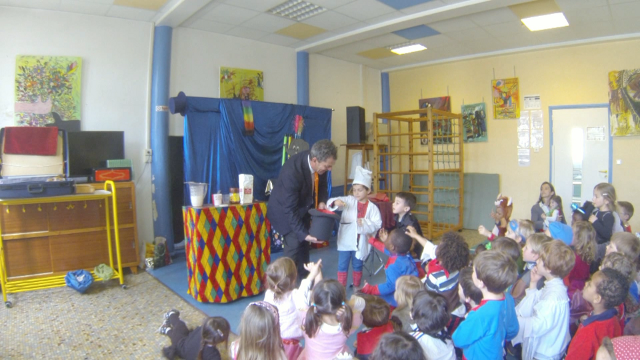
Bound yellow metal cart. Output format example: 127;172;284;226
0;180;125;308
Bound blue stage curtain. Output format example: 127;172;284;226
183;97;331;204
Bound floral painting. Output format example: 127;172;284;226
609;69;640;136
492;77;520;119
461;102;487;142
14;55;82;126
220;67;264;101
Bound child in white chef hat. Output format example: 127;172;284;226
328;166;382;288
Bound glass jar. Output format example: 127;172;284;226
229;188;240;204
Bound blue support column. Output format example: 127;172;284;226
150;26;175;251
381;72;391;189
381;72;390;112
297;51;309;105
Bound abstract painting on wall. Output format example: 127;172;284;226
492;77;520;119
461;102;487;142
609;69;640;136
220;67;264;101
14;55;82;126
418;96;451;145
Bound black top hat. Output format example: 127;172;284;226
308;208;340;241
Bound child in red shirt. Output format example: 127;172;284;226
356;296;397;360
565;268;629;360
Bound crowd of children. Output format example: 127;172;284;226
157;179;640;360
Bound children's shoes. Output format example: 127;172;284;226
164;309;180;320
158;321;172;335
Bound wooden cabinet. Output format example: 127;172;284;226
1;181;140;280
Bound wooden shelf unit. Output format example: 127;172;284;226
0;181;140;282
373;108;464;239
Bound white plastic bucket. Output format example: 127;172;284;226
186;182;207;207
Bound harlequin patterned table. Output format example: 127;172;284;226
183;202;271;303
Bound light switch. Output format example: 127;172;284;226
616;159;622;165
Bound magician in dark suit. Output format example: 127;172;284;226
267;139;337;277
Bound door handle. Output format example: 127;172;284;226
598;170;607;173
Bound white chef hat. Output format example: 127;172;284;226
352;166;372;189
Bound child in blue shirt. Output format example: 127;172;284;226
452;251;519;360
360;229;419;307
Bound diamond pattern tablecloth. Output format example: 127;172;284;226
183;202;271;303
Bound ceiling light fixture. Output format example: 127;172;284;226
389;43;427;55
268;0;327;22
521;12;569;31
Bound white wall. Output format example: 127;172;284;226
0;6;384;257
309;54;381;188
169;27;298;136
0;7;154;262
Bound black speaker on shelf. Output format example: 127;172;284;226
346;106;365;144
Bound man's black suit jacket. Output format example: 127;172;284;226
267;150;329;243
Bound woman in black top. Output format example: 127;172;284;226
531;182;565;231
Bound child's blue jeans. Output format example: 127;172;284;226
338;251;363;272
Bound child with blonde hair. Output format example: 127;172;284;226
511;234;553;302
391;275;425;332
602;252;636;281
230;301;287;360
590;183;618;262
264;257;322;359
298;279;365;359
328;166;382;288
606;232;640;260
506;219;535;245
617;201;634;233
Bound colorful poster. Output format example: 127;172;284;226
14;55;82;126
461;102;487;142
609;69;640;136
419;96;451;145
220;67;264;101
492;77;520;119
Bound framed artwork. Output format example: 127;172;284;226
14;55;82;126
220;67;264;101
609;69;640;136
419;96;451;145
492;78;520;119
461;102;487;142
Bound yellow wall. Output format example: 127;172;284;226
389;38;640;231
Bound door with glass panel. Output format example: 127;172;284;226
550;105;611;217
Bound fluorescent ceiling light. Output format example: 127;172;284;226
390;44;427;55
268;0;327;22
521;12;569;31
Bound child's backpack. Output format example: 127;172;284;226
65;269;94;293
